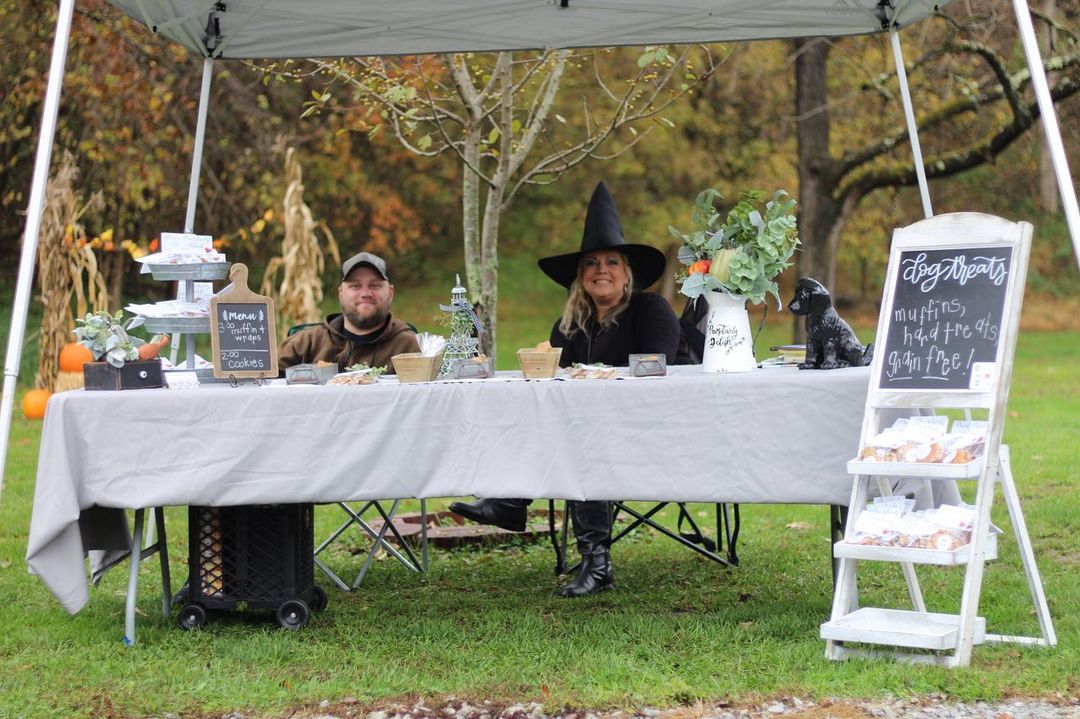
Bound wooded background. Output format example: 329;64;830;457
2;0;1078;338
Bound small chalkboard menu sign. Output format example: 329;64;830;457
209;263;278;379
874;214;1030;394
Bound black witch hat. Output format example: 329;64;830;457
538;181;666;289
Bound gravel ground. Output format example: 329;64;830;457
185;695;1080;719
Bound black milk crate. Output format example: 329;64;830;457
181;504;325;629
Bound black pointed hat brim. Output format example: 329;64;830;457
538;181;666;289
538;244;667;290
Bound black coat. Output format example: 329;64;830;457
549;292;680;368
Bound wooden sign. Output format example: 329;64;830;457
209;263;278;379
877;245;1013;391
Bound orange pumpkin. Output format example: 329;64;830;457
22;388;52;420
59;342;94;372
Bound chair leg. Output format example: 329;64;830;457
613;502;735;567
367;500;423;572
676;503;717;552
717;503;740;566
548;499;570;575
155;507;171;620
830;504;848;590
315;500;425;590
314;500;377;591
420;498;429;574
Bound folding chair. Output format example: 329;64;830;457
548;500;740;576
313;499;429;590
543;299;744;574
285;322;428;590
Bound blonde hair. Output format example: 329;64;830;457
558;252;634;337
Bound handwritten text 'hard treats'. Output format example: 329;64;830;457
880;247;1010;390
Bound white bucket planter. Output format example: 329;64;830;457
701;290;756;373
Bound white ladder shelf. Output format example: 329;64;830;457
820;213;1056;667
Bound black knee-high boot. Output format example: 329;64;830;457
558;500;613;598
448;497;531;532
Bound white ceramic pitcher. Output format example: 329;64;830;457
701;290;756;372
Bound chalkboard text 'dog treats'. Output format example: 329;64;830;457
879;246;1011;391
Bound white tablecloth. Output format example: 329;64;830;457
28;365;904;613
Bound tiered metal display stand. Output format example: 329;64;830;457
820;213;1056;667
143;261;230;381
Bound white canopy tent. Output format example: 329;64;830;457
3;0;1078;495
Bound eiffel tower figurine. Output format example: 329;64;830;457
437;274;485;378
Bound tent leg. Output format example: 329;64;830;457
0;0;77;500
1012;0;1080;270
890;28;933;219
184;57;214;233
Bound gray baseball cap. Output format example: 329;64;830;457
342;251;389;281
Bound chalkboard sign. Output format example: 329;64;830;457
210;263;278;379
878;245;1012;391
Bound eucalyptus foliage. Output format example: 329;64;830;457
670;189;800;307
73;311;145;368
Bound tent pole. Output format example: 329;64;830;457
184;57;214;233
890;28;933;219
0;0;76;500
1012;0;1080;269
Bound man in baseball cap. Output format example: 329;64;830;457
278;250;419;373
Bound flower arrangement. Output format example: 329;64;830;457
73;311;147;368
670;188;800;306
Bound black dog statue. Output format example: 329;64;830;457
787;277;873;370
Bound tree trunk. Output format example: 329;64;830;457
794;38;842;341
461;133;482;310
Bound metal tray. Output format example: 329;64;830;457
165;367;227;384
147;262;229;281
141;316;211;333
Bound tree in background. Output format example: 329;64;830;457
794;1;1080;298
281;47;720;354
6;0;1076;330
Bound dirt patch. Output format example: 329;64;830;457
164;694;1080;719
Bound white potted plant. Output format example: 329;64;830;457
74;310;168;390
669;188;800;372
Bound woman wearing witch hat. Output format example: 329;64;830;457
451;181;680;597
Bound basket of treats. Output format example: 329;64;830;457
393;351;444;383
517;341;562;379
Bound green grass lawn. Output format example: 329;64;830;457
0;317;1077;717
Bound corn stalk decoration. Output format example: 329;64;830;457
34;152;106;391
261;147;340;336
